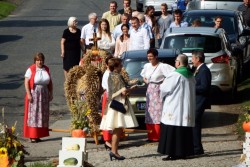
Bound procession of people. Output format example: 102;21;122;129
25;0;250;162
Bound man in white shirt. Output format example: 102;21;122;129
169;9;188;28
113;13;130;40
80;13;98;52
137;14;154;48
129;17;150;50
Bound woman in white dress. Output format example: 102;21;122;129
97;19;115;54
100;58;138;161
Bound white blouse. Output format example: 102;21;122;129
25;67;51;85
140;63;175;83
102;70;110;92
114;37;130;58
97;32;115;51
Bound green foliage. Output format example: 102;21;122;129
236;106;250;137
0;1;16;19
70;101;91;132
237;78;250;105
238;78;250;89
236;111;248;136
235;77;250;137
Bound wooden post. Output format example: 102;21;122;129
49;129;70;133
49;128;150;134
92;132;99;145
124;129;152;133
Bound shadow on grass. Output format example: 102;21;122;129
237;72;250;106
236;61;250;105
210;77;250;106
203;111;238;129
208;60;250;105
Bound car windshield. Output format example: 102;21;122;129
162;35;222;53
123;59;148;79
183;14;236;35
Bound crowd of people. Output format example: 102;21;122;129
58;0;249;78
61;0;188;67
23;0;249;162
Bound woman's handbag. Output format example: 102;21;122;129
110;99;126;114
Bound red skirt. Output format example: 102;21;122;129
23;94;49;139
102;91;112;141
146;124;160;141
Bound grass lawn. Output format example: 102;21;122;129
0;1;16;19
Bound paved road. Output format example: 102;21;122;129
22;105;243;167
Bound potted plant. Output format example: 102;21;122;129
0;108;29;167
70;101;91;138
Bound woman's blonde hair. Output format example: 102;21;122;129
67;16;77;27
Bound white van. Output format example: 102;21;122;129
187;0;243;11
144;0;176;12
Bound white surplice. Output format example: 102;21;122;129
160;71;196;127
